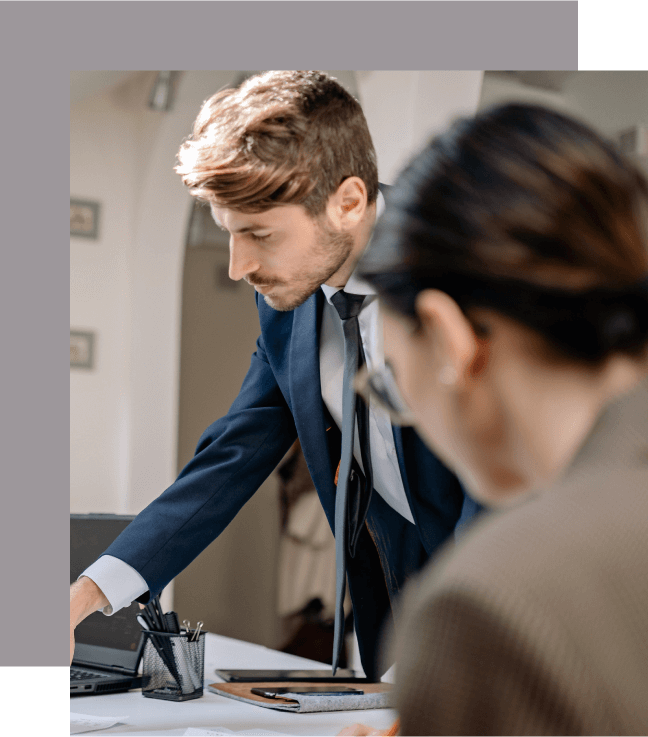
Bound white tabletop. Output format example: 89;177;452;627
70;633;397;736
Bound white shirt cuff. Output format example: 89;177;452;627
80;555;149;616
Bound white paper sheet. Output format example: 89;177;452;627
183;728;289;736
70;712;129;734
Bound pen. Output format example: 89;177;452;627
140;609;156;631
145;597;166;632
152;597;168;631
136;613;153;633
165;611;181;635
152;601;179;674
136;615;183;685
137;614;169;661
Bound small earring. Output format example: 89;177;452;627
438;366;458;386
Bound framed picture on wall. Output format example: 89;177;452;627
70;330;95;370
70;198;100;239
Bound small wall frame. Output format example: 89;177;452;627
70;330;95;370
70;198;100;239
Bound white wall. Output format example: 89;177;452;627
479;71;648;182
562;72;648;137
479;72;568;114
124;71;239;515
70;72;245;516
356;71;484;183
70;80;141;513
355;72;647;185
479;71;648;139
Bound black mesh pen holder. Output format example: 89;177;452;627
141;630;206;701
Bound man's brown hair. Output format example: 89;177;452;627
175;71;379;216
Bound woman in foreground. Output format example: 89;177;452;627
350;103;648;735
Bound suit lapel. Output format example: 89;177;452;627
391;424;419;526
289;290;337;511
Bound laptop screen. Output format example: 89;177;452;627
71;514;144;671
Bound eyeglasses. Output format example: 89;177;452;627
354;362;417;427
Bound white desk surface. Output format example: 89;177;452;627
70;632;397;736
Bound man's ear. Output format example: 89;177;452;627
326;177;368;229
415;290;484;387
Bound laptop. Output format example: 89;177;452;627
70;514;145;695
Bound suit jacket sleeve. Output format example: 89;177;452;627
101;329;298;602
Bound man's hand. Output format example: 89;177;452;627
70;577;109;665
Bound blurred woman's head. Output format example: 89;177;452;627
359;103;648;505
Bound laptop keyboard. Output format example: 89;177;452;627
71;667;112;681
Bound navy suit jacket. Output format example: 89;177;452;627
105;287;481;679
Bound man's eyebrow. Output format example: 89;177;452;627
210;217;270;235
229;223;271;234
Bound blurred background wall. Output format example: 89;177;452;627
70;70;648;649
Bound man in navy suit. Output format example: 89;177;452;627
70;71;480;679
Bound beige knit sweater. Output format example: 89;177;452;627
392;377;648;735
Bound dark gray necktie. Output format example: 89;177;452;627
330;290;373;674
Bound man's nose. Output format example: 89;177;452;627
228;239;260;282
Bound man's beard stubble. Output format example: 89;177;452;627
262;223;355;312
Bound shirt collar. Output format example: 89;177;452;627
320;190;384;304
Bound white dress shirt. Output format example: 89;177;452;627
319;286;414;521
82;190;413;615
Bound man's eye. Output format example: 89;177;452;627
250;233;271;242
